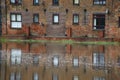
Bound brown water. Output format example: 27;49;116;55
0;42;120;80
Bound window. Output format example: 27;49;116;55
33;73;39;80
53;14;59;24
117;56;120;66
33;0;39;5
10;13;22;29
93;53;105;69
33;14;39;23
73;57;79;67
93;0;106;5
33;55;39;65
93;76;105;80
10;72;21;80
53;56;59;67
11;49;21;65
10;0;22;5
53;0;59;5
73;14;79;24
93;14;105;30
73;0;79;5
53;74;58;80
119;17;120;27
73;75;79;80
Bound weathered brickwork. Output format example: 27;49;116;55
1;0;120;38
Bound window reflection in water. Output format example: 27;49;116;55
33;55;39;65
53;74;58;80
53;56;59;67
93;53;105;69
93;76;105;80
73;75;79;80
33;73;39;80
10;72;21;80
73;57;79;67
10;49;22;65
117;56;120;66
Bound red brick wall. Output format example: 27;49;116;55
2;0;120;38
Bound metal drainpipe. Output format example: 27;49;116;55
5;0;7;35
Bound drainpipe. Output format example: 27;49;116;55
5;0;7;35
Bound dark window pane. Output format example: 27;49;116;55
53;0;59;5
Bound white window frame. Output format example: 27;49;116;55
73;14;79;24
93;0;106;5
53;14;59;24
10;0;22;4
73;0;79;5
10;13;22;29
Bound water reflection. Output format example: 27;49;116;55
0;42;120;80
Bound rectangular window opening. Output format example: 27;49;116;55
53;14;59;24
73;0;79;5
33;0;39;5
73;14;79;25
10;13;22;29
10;0;22;5
33;14;39;23
93;14;105;30
53;0;59;5
93;0;106;5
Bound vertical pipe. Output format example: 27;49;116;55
5;0;7;35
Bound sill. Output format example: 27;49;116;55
93;4;106;6
10;27;22;30
33;22;39;24
93;29;105;31
33;4;39;6
73;23;79;25
53;23;59;25
10;3;22;5
73;4;79;6
52;4;59;6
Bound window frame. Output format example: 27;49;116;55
10;13;22;29
73;14;79;25
93;0;106;5
118;17;120;27
73;0;80;5
33;0;39;5
33;13;39;24
53;0;59;6
53;14;59;24
10;0;22;5
93;14;105;30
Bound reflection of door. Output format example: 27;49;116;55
11;49;21;65
46;11;66;37
93;53;105;68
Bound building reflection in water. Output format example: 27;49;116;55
0;42;120;80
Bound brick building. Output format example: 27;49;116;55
0;0;120;38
